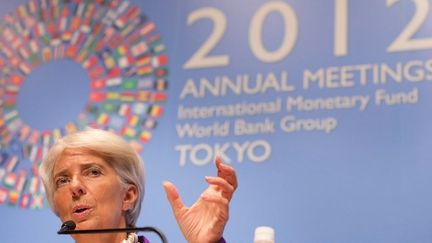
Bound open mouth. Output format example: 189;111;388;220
72;206;92;218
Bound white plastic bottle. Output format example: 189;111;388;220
254;226;275;243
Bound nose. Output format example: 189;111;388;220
69;176;86;198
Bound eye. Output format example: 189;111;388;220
55;176;69;188
86;167;103;177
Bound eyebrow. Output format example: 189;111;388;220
53;162;107;179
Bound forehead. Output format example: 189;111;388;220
53;148;109;171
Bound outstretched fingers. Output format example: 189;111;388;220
163;181;186;218
215;157;238;200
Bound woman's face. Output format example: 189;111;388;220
52;148;135;230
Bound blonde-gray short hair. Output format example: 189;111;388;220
40;128;145;227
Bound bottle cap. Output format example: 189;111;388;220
254;226;275;242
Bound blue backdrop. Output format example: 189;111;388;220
1;0;432;242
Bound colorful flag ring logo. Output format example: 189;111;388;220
0;0;169;209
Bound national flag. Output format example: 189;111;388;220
9;57;20;68
89;65;104;79
28;0;37;14
82;35;95;50
18;46;30;59
121;126;136;138
122;78;137;89
155;67;168;77
116;1;130;16
137;65;152;76
46;22;56;35
131;41;148;57
0;168;6;181
8;190;19;205
108;35;122;49
140;21;155;37
42;46;52;61
65;122;78;134
54;45;65;59
148;105;163;117
108;115;124;130
137;91;149;101
52;128;62;141
103;55;116;70
114;15;128;29
4;172;17;188
15;170;27;192
3;110;18;121
29;145;39;162
102;103;117;112
91;79;105;89
102;27;115;44
84;3;95;18
6;156;18;172
0;187;7;204
42;132;51;146
129;140;142;154
147;34;161;46
152;54;168;67
107;67;121;78
28;176;40;194
151;92;167;102
97;113;110;125
71;31;85;46
80;22;91;34
142;118;157;129
89;92;106;102
126;31;140;44
106;77;122;87
34;22;45;38
120;23;134;37
135;55;150;66
17;5;28;18
30;193;44;209
19;125;31;141
118;104;131;116
152;43;166;54
0;42;13;58
75;3;85;17
29;39;40;53
19;62;31;75
118;55;133;68
107;92;120;100
92;22;103;36
132;103;148;115
127;115;139;126
139;131;151;143
62;30;73;42
10;74;24;85
83;55;98;69
4;110;18;122
137;78;153;89
28;130;40;144
75;49;89;63
19;193;30;208
59;15;68;31
120;92;135;102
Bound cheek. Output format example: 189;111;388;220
53;190;68;217
92;182;125;209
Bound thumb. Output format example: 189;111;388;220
163;181;185;216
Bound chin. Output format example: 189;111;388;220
75;219;99;230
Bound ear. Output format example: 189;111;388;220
122;184;138;211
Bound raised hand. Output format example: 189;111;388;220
163;157;238;243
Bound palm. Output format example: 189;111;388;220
163;158;237;243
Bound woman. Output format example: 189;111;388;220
40;128;238;243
